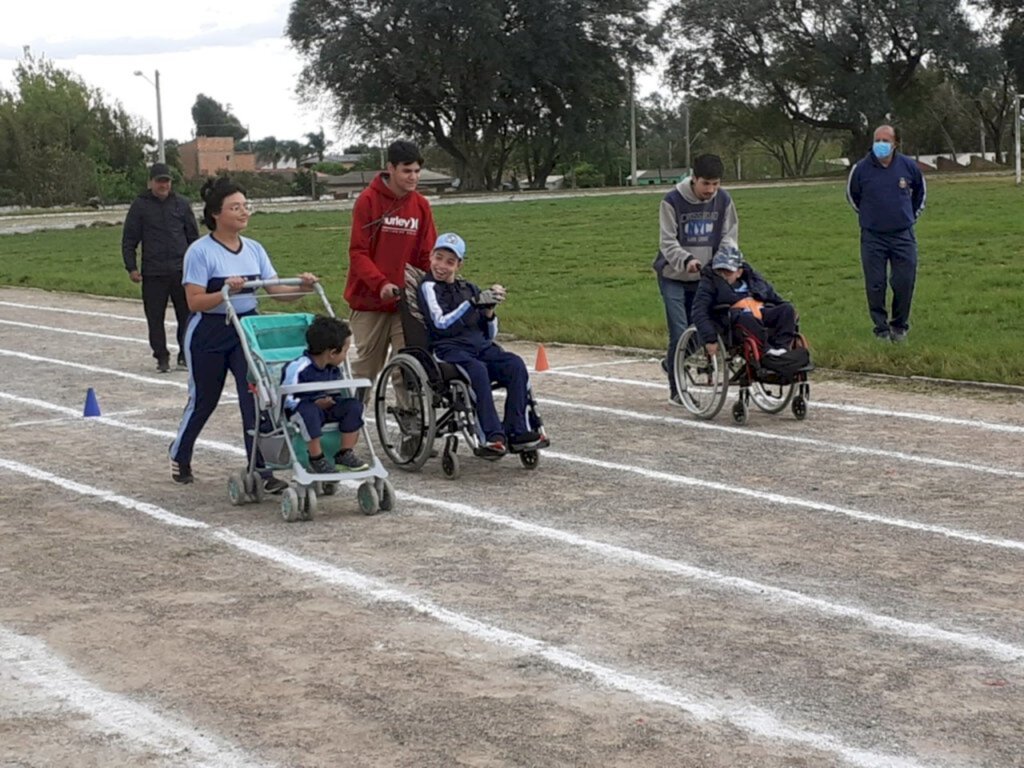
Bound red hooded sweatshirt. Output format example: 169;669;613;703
344;173;436;313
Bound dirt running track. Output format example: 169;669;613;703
1;286;1022;768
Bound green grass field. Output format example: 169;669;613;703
2;176;1023;384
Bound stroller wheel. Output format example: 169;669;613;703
301;487;317;521
227;469;248;506
281;487;301;522
248;472;264;503
378;479;396;512
357;480;380;516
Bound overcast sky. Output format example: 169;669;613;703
1;0;665;153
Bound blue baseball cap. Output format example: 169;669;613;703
433;232;466;260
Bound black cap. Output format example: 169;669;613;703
149;163;172;180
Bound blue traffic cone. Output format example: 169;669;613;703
83;388;101;417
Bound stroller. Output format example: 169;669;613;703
223;278;394;521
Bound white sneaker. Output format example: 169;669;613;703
766;347;788;357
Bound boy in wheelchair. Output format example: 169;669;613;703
691;246;808;375
417;232;544;457
280;315;369;474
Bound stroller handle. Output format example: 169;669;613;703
220;278;328;304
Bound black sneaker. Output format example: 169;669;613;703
157;357;171;373
334;449;370;472
177;352;187;369
262;476;288;495
171;458;193;484
308;454;335;475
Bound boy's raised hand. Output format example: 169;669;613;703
489;284;507;303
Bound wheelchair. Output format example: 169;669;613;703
672;308;812;425
372;265;549;479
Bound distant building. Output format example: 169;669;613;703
179;137;257;180
628;168;690;186
320;168;454;198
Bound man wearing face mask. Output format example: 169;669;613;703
846;125;926;343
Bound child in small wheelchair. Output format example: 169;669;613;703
677;246;811;423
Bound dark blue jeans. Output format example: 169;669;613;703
657;273;696;397
860;228;918;337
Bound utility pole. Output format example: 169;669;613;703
134;69;165;163
629;69;638;187
1015;94;1021;186
683;102;691;173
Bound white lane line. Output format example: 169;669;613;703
5;311;1021;435
0;457;207;529
541;369;1024;434
535;396;1024;479
0;300;148;324
544;449;1024;553
1;405;1020;665
0;349;236;401
0;458;934;768
217;530;930;768
4;386;1024;554
543;357;660;371
2;347;1019;480
0;626;268;768
5;387;1024;555
0;318;175;349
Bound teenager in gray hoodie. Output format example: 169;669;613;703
652;154;739;403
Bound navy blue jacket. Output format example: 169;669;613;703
280;352;342;410
121;191;199;276
418;276;497;356
691;263;786;344
846;152;926;234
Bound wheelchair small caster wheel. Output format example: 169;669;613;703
357;480;380;515
519;450;540;470
281;487;301;522
228;468;249;506
378;478;396;511
301;487;317;521
792;395;808;420
731;400;748;425
442;450;461;480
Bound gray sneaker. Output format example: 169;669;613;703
890;329;908;343
308;454;335;475
334;449;370;472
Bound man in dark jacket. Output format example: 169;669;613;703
121;163;199;372
690;247;796;359
846;124;926;343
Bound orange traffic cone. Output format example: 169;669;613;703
534;344;550;372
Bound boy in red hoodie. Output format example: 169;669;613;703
345;140;437;393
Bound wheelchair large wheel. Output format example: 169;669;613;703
750;380;795;414
374;355;436;472
673;327;728;419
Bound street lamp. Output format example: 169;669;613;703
134;69;165;164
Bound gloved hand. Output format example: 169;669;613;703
489;284;507;303
472;289;500;307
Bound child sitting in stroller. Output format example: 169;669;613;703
281;315;369;474
691;246;800;364
417;232;544;457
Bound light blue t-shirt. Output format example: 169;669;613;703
182;234;277;314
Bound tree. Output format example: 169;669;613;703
287;0;652;190
191;94;247;140
253;136;283;169
662;0;976;152
0;50;149;206
305;128;327;162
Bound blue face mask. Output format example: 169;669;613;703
872;141;893;159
